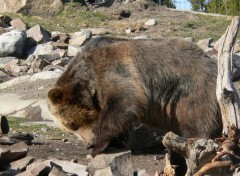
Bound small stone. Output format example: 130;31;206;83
69;30;92;46
125;29;132;34
62;138;68;142
88;28;109;35
134;169;147;176
87;155;93;160
67;45;83;57
184;37;194;42
134;35;149;39
144;19;157;26
42;65;65;72
10;18;28;31
87;150;133;176
71;159;78;163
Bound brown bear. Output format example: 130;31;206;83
47;37;222;156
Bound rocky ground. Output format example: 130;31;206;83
0;1;240;176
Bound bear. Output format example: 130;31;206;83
47;36;222;156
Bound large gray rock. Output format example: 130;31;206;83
0;142;28;164
26;25;51;46
0;30;26;57
0;0;63;17
87;150;133;176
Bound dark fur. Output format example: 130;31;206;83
48;37;222;156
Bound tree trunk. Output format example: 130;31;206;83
216;16;240;134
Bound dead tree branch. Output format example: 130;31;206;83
216;16;240;134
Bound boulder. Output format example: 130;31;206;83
10;18;28;31
0;142;28;164
87;150;133;176
0;30;27;57
26;25;51;46
0;0;63;17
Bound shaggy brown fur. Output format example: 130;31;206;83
47;37;222;156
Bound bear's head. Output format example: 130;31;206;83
47;57;101;149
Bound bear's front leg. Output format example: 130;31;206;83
91;96;139;156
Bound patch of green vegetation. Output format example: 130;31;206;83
180;14;231;41
7;117;73;139
6;2;109;33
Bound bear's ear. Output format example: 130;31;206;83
48;88;63;104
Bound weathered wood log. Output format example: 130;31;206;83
162;132;220;175
163;153;176;176
216;16;240;134
162;17;240;176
